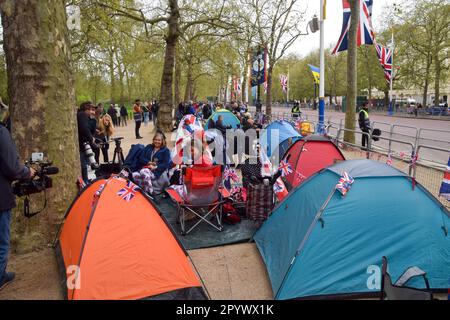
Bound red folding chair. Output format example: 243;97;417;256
166;165;224;235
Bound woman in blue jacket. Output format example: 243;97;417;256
136;131;171;194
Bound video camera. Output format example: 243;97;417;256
13;154;59;197
12;153;59;218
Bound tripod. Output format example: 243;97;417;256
112;137;125;165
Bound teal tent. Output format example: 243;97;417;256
204;109;241;130
254;160;450;299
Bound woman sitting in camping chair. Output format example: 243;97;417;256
132;131;171;195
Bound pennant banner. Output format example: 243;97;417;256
251;47;267;87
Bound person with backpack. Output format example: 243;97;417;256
358;102;371;150
120;105;128;126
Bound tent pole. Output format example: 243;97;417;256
275;186;337;299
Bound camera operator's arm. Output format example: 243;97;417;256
77;111;94;145
0;125;31;181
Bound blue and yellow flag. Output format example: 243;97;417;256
308;65;320;84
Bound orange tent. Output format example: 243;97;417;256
56;177;207;300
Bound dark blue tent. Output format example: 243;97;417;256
254;160;450;299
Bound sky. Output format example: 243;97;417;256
288;0;392;57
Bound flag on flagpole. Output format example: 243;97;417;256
375;42;393;84
332;0;375;55
336;171;355;196
279;74;288;93
439;154;450;201
308;65;320;84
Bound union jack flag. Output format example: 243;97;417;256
440;154;450;201
233;78;241;95
273;178;286;194
279;74;288;93
117;181;139;202
224;166;239;182
332;0;375;55
336;171;355;196
278;160;293;177
375;42;393;84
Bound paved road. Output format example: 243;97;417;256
253;105;450;166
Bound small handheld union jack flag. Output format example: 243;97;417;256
273;179;286;194
439;154;450;201
224;166;239;182
117;181;140;202
278;160;293;177
386;153;393;166
336;171;354;196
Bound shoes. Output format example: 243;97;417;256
0;272;15;291
136;136;143;139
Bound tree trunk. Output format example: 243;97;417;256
158;0;180;132
125;68;131;102
1;0;79;251
109;50;115;103
384;89;389;109
116;52;125;105
344;0;359;144
265;65;273;116
184;64;193;102
434;52;441;107
174;49;181;106
422;53;432;107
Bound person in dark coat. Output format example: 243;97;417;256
0;103;35;290
120;105;128;126
358;102;371;150
215;115;231;135
77;102;97;182
107;104;118;127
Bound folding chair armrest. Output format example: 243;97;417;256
395;266;430;289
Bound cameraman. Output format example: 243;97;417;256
0;103;36;290
77;101;97;183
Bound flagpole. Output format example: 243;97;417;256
388;32;394;116
318;0;326;133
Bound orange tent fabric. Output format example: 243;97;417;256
57;177;206;300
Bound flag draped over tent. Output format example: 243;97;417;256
439;154;450;201
332;0;375;55
308;65;320;84
375;42;393;84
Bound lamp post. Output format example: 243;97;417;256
318;0;326;133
